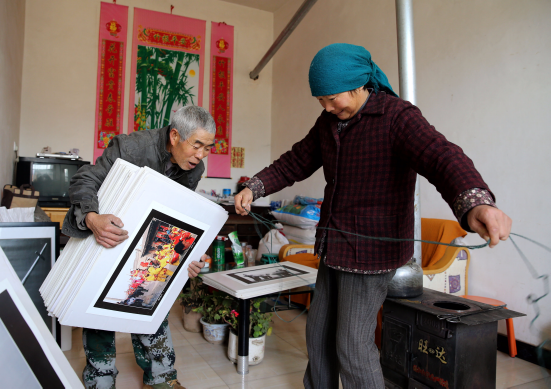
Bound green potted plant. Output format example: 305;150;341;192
226;298;273;365
194;291;236;344
179;277;207;332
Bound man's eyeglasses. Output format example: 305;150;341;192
185;137;212;154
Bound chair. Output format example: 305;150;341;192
279;244;315;259
380;219;518;357
420;220;519;357
421;218;471;295
278;244;318;309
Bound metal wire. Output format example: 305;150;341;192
243;211;551;376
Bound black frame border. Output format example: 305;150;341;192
0;222;61;345
94;209;204;315
227;264;310;285
0;289;64;388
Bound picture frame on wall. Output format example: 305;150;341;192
0;222;61;344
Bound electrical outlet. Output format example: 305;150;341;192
13;142;18;151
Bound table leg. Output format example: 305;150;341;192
237;298;250;375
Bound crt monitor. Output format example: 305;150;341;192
15;157;90;207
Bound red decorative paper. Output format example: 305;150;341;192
94;2;128;162
211;56;231;155
207;22;233;178
137;26;201;51
97;40;124;148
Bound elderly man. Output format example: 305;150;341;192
62;106;213;389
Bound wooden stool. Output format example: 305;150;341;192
461;295;517;358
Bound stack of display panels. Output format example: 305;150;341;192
40;159;228;334
201;262;317;299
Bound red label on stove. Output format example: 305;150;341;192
413;365;449;388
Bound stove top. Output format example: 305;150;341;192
386;288;524;325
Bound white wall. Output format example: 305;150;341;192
0;0;26;186
18;0;273;195
271;0;551;347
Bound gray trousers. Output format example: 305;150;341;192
304;260;396;389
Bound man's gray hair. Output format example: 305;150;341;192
171;106;216;141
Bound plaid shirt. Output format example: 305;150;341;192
252;92;495;272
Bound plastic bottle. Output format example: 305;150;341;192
213;236;227;271
228;231;245;268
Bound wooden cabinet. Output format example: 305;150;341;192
41;207;69;229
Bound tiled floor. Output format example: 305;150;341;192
64;303;550;388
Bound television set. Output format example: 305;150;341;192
15;157;90;207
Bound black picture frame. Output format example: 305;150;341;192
94;209;204;316
0;222;61;345
0;289;64;388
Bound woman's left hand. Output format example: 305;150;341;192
188;254;207;278
467;205;512;248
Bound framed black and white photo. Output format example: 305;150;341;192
0;222;60;341
202;262;318;299
0;289;63;388
0;246;83;388
227;264;310;285
94;209;204;315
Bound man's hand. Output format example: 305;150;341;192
188;254;207;278
467;205;512;248
85;212;128;248
234;187;253;216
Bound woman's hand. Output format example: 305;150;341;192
234;187;253;216
467;205;512;248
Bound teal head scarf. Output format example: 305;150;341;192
308;43;398;97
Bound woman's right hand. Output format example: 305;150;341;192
234;187;253;216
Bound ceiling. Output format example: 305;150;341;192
218;0;291;13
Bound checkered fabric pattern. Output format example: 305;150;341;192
255;92;494;272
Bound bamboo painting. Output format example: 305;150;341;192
134;45;200;131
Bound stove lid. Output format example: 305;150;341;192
385;288;525;325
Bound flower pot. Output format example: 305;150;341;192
227;329;266;365
182;306;202;333
200;318;229;344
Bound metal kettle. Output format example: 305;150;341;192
387;259;423;298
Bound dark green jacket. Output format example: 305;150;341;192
62;126;204;238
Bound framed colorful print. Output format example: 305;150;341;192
94;209;204;316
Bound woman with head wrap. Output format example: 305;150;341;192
235;43;511;388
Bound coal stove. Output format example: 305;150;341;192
381;288;524;389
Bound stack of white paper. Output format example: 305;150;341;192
40;159;228;334
201;262;317;299
0;206;35;222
